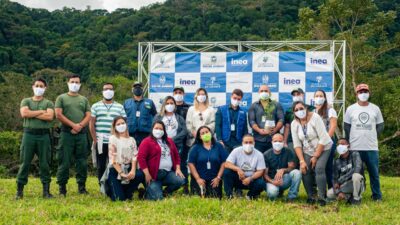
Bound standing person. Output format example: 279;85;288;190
215;89;248;152
223;134;266;199
291;101;333;206
344;83;384;201
16;78;55;199
327;138;365;205
313;89;337;190
248;85;284;153
124;82;157;146
55;74;91;196
138;120;185;200
186;88;216;147
89;83;126;184
173;86;191;120
106;116;144;201
188;126;228;198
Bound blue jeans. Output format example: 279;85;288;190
108;168;144;201
266;169;302;200
145;170;185;200
358;151;382;200
223;168;265;198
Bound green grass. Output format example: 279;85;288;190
1;176;399;225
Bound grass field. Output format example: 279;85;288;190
1;176;399;225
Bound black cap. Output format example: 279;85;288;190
133;82;143;88
291;88;304;95
173;86;185;93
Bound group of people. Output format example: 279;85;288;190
16;74;384;206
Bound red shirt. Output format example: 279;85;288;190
138;136;181;180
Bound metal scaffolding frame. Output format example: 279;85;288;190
138;41;346;128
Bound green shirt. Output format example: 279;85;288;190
20;97;54;129
55;93;90;124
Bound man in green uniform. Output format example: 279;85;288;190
16;78;54;199
55;74;91;196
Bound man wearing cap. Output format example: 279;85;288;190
283;88;315;166
327;138;365;205
124;82;157;146
344;83;384;201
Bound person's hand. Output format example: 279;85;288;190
258;129;270;135
175;169;185;179
120;173;128;179
211;177;221;188
300;161;308;174
237;169;245;180
242;177;252;186
71;129;78;134
337;192;346;201
334;183;340;190
196;178;206;188
219;141;225;147
274;169;285;181
272;179;283;187
192;131;196;138
145;173;153;185
310;157;318;169
92;139;97;147
126;170;136;180
72;123;82;132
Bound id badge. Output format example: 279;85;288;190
136;111;140;117
261;116;267;122
230;124;235;131
207;161;211;170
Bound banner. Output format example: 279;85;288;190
149;51;334;111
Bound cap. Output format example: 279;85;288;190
173;86;185;92
356;83;369;92
291;88;304;95
133;82;143;88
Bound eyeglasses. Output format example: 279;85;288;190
243;141;253;144
199;113;203;121
294;107;305;112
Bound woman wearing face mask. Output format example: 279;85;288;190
313;90;338;190
188;126;228;198
290;101;333;206
104;116;144;201
138;120;185;200
186;88;216;147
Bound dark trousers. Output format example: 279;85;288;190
96;143;109;184
130;131;149;146
223;168;265;198
255;141;272;154
190;175;222;199
358;151;382;200
179;145;189;185
108;167;144;201
325;138;336;189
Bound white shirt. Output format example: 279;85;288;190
162;114;178;138
186;106;216;146
108;135;137;165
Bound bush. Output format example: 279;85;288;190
0;131;22;160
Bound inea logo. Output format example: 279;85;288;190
310;58;327;64
231;58;248;65
284;78;301;85
179;78;196;85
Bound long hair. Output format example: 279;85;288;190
194;87;209;110
314;89;328;118
159;96;176;117
150;120;170;146
111;116;128;138
194;125;216;145
292;101;308;122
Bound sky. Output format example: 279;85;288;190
11;0;165;12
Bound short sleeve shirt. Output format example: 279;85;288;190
20;97;54;129
108;135;137;165
263;148;294;178
55;93;90;123
226;147;266;177
91;101;126;143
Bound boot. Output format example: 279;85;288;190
42;183;53;199
15;183;24;200
59;184;67;197
78;183;89;194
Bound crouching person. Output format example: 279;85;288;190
138;120;185;200
264;134;301;202
224;134;266;199
327;138;365;205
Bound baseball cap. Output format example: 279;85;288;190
133;82;143;88
291;88;304;95
356;83;369;92
173;86;185;92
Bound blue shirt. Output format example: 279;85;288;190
188;142;228;181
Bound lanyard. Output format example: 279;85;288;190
103;101;114;111
302;124;308;140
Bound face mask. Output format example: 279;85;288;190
272;142;284;151
103;90;114;100
336;144;349;155
314;97;325;105
231;98;240;107
165;104;175;113
133;87;143;96
243;144;254;154
259;92;269;100
295;109;307;119
201;133;212;142
152;129;164;139
33;87;45;97
115;123;127;133
197;95;207;103
173;94;184;102
293;96;303;102
68;83;81;93
358;93;369;102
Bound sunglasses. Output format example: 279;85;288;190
294;107;305;112
199;113;203;121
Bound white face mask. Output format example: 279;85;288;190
152;129;164;139
173;94;184;102
295;109;307;119
293;96;303;102
197;95;207;103
103;90;114;100
231;98;240;107
165;104;175;113
68;83;81;93
272;142;284;151
358;93;369;102
243;144;254;154
336;144;349;155
33;87;45;97
314;97;325;105
259;92;269;100
115;123;127;133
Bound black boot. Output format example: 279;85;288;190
59;184;67;197
78;183;89;194
15;183;24;200
42;183;53;199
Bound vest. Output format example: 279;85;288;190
220;105;246;143
123;98;154;134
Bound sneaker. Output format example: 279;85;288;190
138;187;145;200
348;198;361;206
318;199;327;207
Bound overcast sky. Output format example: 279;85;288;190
11;0;165;12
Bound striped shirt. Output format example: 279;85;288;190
91;100;127;143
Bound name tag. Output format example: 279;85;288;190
136;111;140;117
231;124;235;131
261;116;266;122
207;161;211;170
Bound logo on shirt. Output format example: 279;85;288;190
358;112;369;124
